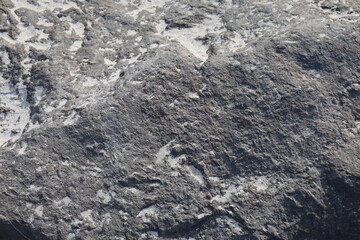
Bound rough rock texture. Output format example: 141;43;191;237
0;0;360;239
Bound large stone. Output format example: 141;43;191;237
0;0;359;239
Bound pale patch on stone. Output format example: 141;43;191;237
62;111;80;126
148;231;159;238
21;57;33;74
135;36;143;42
155;19;167;35
156;15;224;62
0;23;51;50
69;40;83;52
104;58;117;67
149;182;161;187
251;176;269;192
139;47;147;53
118;0;129;6
0;2;54;52
223;216;243;233
83;77;99;87
284;3;294;11
211;184;245;203
137;205;158;223
125;187;141;195
209;177;220;182
66;22;85;37
126;53;141;65
55;197;72;206
211;175;277;204
149;43;159;49
34;86;45;105
87;163;100;170
0;51;10;65
227;32;247;52
81;210;95;225
197;213;209;219
356;120;360;129
66;233;76;240
34;205;43;217
29;185;43;192
61;161;70;166
0;72;31;147
28;214;34;224
168;154;185;168
171;171;180;176
17;142;28;155
11;0;80;12
283;40;298;44
127;0;169;18
155;140;174;164
37;17;54;27
26;121;41;133
71;218;83;226
101;213;111;227
43;98;68;114
86;20;92;27
115;38;124;45
187;92;199;100
327;11;360;21
58;99;68;108
186;165;205;185
127;30;137;36
97;189;112;204
119;210;129;217
99;47;117;52
108;69;121;83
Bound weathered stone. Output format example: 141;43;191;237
0;0;359;239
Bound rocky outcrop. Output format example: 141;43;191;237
0;0;359;239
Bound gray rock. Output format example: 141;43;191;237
0;0;359;239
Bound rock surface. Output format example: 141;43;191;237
0;0;360;239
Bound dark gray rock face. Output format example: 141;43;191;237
0;0;359;239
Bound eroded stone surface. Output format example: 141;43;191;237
0;0;359;239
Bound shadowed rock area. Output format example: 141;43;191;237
0;220;49;240
0;0;359;239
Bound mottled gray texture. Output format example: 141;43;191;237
0;0;359;239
